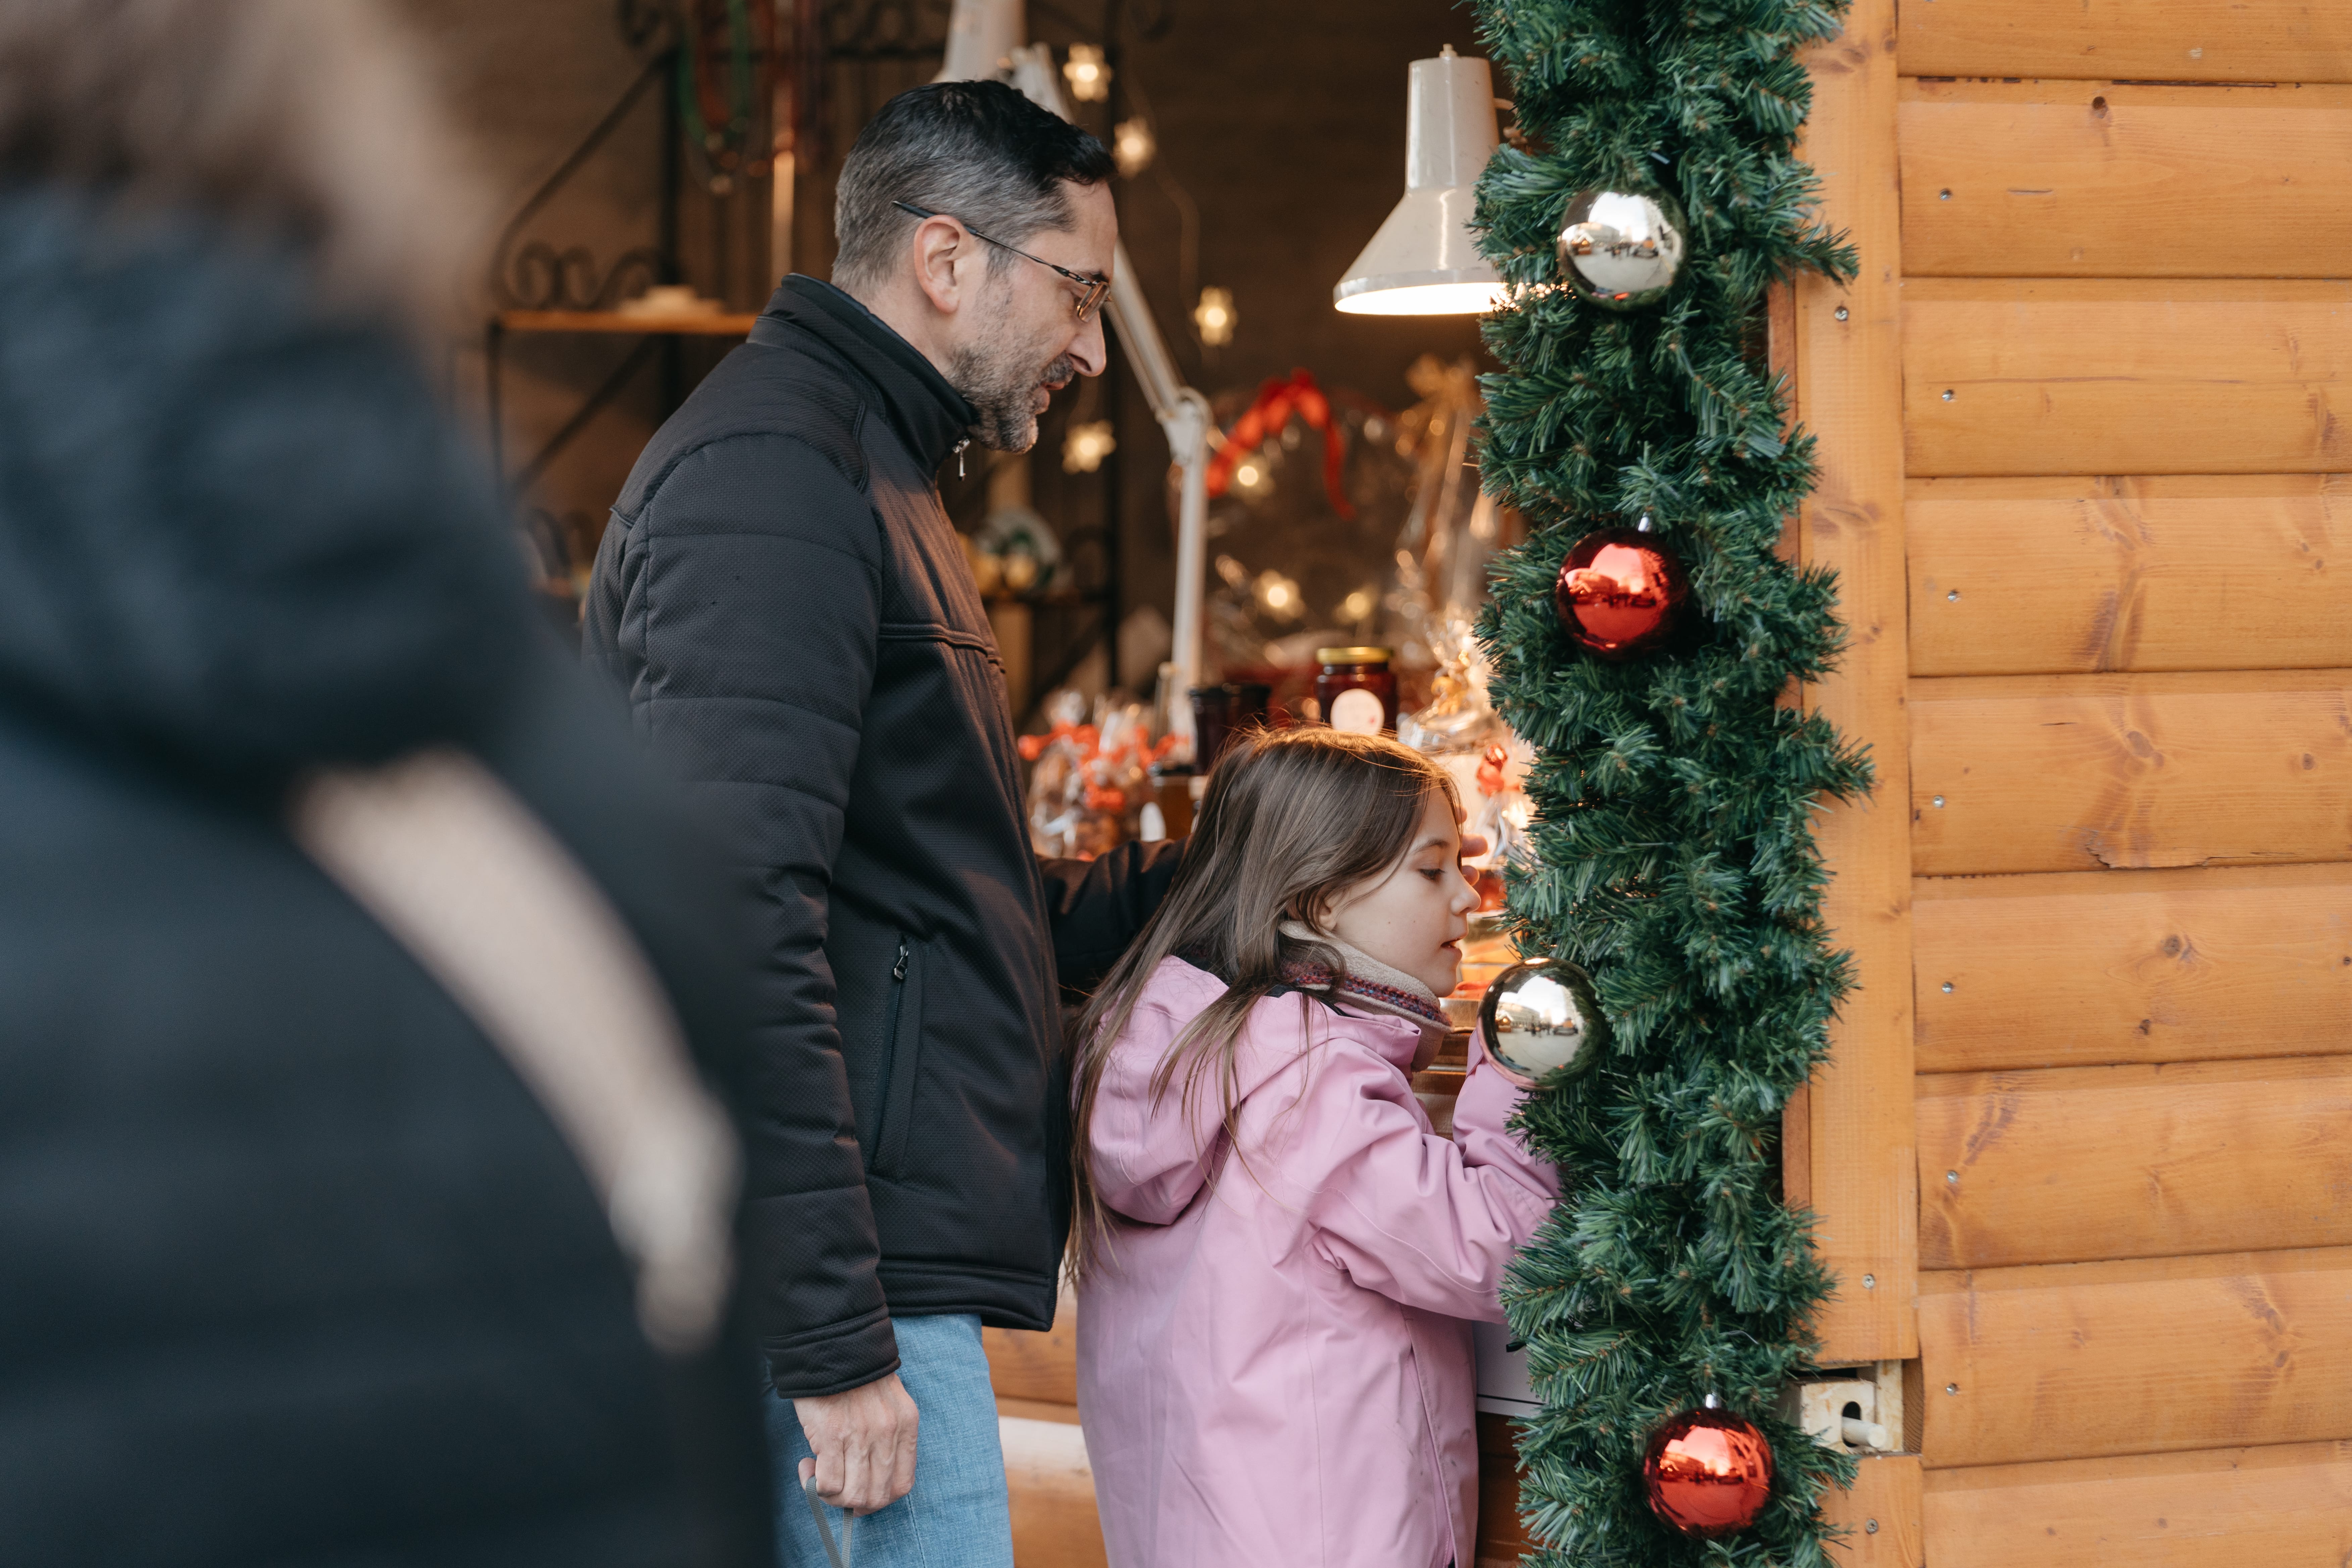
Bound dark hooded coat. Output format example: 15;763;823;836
0;193;767;1567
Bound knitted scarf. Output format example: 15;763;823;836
1274;921;1449;1040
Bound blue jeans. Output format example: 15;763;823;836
764;1314;1013;1568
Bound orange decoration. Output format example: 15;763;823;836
1205;368;1354;519
1475;742;1510;798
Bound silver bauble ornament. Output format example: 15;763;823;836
1557;187;1687;311
1477;956;1608;1082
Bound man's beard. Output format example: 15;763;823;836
948;333;1076;453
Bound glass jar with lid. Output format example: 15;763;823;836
1314;646;1397;736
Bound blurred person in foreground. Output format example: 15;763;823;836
0;2;770;1563
584;82;1179;1565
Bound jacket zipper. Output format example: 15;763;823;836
875;937;911;1170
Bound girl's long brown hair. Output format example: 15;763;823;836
1067;726;1456;1280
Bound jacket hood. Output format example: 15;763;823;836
0;190;534;789
1089;956;1425;1226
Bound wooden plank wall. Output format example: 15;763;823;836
1790;0;1918;1370
1889;4;2352;1560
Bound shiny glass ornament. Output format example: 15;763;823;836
1557;187;1687;310
1477;956;1606;1082
1553;524;1690;659
1642;1398;1775;1538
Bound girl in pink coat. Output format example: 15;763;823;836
1068;728;1558;1567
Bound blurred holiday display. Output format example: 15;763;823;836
1207;370;1353;519
1398;631;1533;909
1019;691;1178;858
1199;354;1513;722
968;505;1062;597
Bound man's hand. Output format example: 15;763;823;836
793;1372;920;1515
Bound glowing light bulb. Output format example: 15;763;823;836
1254;569;1302;617
1062;420;1116;474
1063;44;1111;103
1113;118;1156;178
1193;286;1236;347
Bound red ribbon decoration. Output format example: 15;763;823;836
1205;368;1354;520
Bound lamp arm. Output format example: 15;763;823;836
1010;44;1213;701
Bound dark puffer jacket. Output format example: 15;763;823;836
0;193;767;1566
585;276;1178;1399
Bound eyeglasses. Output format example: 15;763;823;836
892;200;1112;323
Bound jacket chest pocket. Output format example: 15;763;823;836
870;934;925;1177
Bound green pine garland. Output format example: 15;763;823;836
1468;2;1875;1564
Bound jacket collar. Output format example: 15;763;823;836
756;274;978;471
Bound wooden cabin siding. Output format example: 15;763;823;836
1921;1441;2352;1568
1786;0;1919;1375
1906;477;2352;677
1826;0;2352;1555
1911;865;2352;1073
1899;1;2352;85
1778;1;2352;1555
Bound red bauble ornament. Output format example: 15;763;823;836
1641;1400;1774;1538
1553;525;1690;658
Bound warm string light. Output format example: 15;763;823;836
1253;568;1302;618
1062;43;1111;103
1062;420;1116;474
1112;117;1156;177
1192;286;1236;347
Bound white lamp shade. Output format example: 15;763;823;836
1334;49;1505;316
937;0;1025;82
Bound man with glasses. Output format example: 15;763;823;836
584;80;1178;1568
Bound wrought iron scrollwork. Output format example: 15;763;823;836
497;241;667;312
488;47;673;310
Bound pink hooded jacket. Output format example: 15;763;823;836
1075;956;1558;1567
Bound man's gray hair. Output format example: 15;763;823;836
833;80;1113;295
